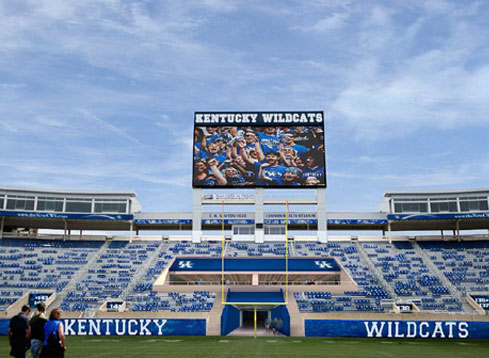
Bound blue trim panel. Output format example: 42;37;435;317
0;210;132;221
388;212;489;221
328;219;388;225
170;258;340;272
221;305;240;336
134;219;192;225
226;291;285;303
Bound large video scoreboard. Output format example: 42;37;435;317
193;111;326;188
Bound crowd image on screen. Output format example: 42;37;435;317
193;126;325;187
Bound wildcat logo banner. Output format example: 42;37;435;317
305;319;489;339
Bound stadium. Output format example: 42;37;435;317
2;111;489;357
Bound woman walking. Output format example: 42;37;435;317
41;308;66;358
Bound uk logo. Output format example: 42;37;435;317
178;261;194;269
314;260;333;269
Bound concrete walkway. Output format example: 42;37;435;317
228;326;284;337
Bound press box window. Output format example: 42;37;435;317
460;198;489;212
94;202;127;213
65;198;92;213
430;201;458;213
394;201;428;213
233;226;255;235
264;226;285;235
37;197;64;212
6;196;35;211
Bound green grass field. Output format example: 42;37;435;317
2;336;489;358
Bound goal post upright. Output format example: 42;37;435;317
221;200;225;304
285;200;289;305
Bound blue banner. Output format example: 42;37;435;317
202;219;254;225
328;219;388;225
0;318;205;336
265;219;317;225
0;210;132;221
170;258;340;272
133;219;192;225
226;291;284;303
305;319;489;339
388;213;489;221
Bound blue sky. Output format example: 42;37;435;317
1;0;489;213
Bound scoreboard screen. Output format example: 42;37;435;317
193;112;326;188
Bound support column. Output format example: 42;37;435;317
440;230;444;240
317;188;327;243
129;221;134;243
254;305;257;339
192;189;203;243
63;220;67;241
387;221;392;244
79;230;83;239
0;216;4;239
456;219;461;242
255;188;264;243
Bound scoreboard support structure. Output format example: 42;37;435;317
192;111;327;244
191;187;327;243
317;187;327;243
192;188;203;243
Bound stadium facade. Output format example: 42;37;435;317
2;112;489;339
2;185;489;338
1;186;489;240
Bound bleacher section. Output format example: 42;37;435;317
1;237;488;315
226;242;291;257
126;291;215;312
0;239;102;311
419;241;489;295
60;241;161;312
294;242;388;313
361;242;464;312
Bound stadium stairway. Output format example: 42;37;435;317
206;295;224;336
48;240;110;312
118;240;164;300
289;242;296;257
355;242;397;299
413;241;476;314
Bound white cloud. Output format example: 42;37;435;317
297;12;350;32
326;2;489;140
34;115;66;127
0;120;18;132
77;109;142;145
